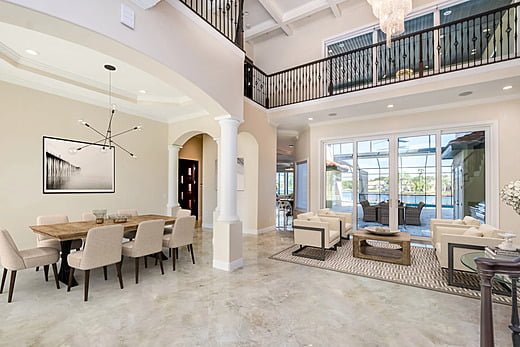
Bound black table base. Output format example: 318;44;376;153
59;240;78;287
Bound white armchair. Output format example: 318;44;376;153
317;208;353;239
292;213;341;261
430;216;481;250
434;223;504;271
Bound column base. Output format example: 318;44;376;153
212;220;243;272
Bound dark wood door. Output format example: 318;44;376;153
179;159;198;219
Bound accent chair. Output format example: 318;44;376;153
292;212;341;261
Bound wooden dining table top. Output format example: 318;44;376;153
29;214;176;241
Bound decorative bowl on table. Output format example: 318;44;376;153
92;209;107;224
365;226;400;236
108;214;129;223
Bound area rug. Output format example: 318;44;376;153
269;240;512;305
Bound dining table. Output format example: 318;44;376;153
30;214;176;286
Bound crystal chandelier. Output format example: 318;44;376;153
74;64;142;158
367;0;412;46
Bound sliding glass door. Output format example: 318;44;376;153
324;127;488;238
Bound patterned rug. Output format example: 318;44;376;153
269;240;512;305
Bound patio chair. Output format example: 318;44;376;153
360;200;377;222
405;202;425;226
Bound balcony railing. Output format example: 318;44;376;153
245;2;519;108
179;0;244;49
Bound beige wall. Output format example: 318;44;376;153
237;132;259;233
2;0;244;118
202;135;217;228
241;100;277;231
0;81;168;248
179;135;203;220
307;99;520;233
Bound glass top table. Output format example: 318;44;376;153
460;251;513;287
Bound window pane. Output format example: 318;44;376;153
325;142;354;214
295;162;308;210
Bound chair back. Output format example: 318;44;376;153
36;214;69;241
132;220;165;256
360;200;369;208
168;216;196;248
176;209;191;218
117;209;138;216
417;202;425;211
82;212;96;221
80;225;124;269
0;229;25;270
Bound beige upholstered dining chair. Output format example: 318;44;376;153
35;214;82;274
117;209;138;240
162;216;196;271
164;208;192;235
67;225;124;301
81;212;96;221
0;228;60;303
122;220;165;284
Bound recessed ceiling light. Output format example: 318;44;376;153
138;90;147;94
308;117;313;121
503;85;513;90
25;49;39;56
328;113;338;117
387;104;394;108
458;91;473;96
443;10;452;16
288;144;295;148
483;28;491;33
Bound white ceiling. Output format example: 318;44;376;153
0;21;208;123
244;0;347;42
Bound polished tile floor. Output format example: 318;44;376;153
0;229;513;346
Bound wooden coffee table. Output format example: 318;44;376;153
353;230;411;266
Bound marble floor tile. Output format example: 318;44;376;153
0;229;513;346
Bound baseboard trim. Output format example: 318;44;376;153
213;258;243;272
257;226;276;234
242;226;276;235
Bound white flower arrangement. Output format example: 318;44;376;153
501;180;520;215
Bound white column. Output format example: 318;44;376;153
216;116;241;222
213;137;221;214
167;144;182;216
213;115;243;272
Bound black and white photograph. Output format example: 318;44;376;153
43;136;115;193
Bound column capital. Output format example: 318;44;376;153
215;115;242;125
168;144;182;151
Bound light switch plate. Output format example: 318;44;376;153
120;3;135;29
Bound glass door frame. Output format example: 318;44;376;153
321;122;498;238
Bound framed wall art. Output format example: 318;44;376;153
43;136;115;193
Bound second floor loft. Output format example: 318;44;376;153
180;0;520;109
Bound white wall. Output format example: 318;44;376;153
0;81;168;248
307;99;520;233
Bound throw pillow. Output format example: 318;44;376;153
309;216;322;222
479;224;499;238
326;211;337;216
452;220;465;225
463;216;481;226
463;227;483;237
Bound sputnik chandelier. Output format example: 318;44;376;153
367;0;412;46
74;64;142;158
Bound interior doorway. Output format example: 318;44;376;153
179;159;199;220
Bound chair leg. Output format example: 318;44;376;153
144;256;148;269
36;266;39;272
135;257;139;284
189;244;195;264
84;270;90;302
157;252;164;275
67;268;75;292
43;265;49;282
116;262;124;289
7;270;17;303
51;263;60;290
172;249;176;271
176;248;179;259
103;266;108;281
169;248;172;258
1;268;7;293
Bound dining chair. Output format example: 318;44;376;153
117;209;138;240
35;214;82;274
81;212;96;221
122;220;165;284
0;228;60;303
164;208;192;235
67;225;124;301
162;216;196;271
